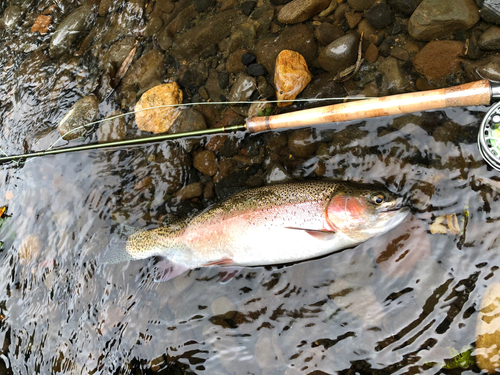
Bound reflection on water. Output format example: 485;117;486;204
0;105;498;374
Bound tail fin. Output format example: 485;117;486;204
99;225;143;264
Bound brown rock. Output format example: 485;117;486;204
134;83;183;133
288;128;318;157
277;0;330;24
345;10;363;28
193;150;218;176
364;42;379;63
413;40;465;81
175;182;204;200
314;22;344;46
274;50;312;107
31;15;51;34
226;49;248;73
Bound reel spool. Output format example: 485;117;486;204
479;101;500;171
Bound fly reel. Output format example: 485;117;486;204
478;101;500;171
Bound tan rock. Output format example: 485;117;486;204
134;83;183;133
19;234;42;265
477;282;500;372
31;15;51;34
274;50;312;107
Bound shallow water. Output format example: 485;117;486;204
2;0;500;374
0;104;499;374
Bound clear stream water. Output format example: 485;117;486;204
0;105;499;374
2;1;500;374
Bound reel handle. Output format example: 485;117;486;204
246;79;495;133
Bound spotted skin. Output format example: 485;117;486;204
124;181;409;268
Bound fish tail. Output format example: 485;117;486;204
99;225;142;264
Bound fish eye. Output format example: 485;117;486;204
372;194;385;204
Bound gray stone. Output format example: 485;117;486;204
144;16;163;38
364;1;393;29
49;3;97;58
2;5;23;30
228;74;256;102
102;36;136;70
478;26;500;50
58;95;99;140
379;56;407;94
170;9;242;60
169;108;207;152
314;22;344;46
156;26;173;50
480;0;500;25
265;163;293;184
408;0;480;41
318;33;359;74
277;0;330;24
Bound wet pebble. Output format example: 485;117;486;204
390;46;410;61
265;163;293;184
97;110;128;143
193;0;213;12
365;42;379;62
169;108;206;152
288;128;318;158
175;182;204;200
228;73;256;102
49;3;96;58
134;82;183;133
2;5;23;30
194;150;218;176
408;0;480;41
240;1;257;16
226;49;248;73
365;1;393;29
156;26;173;50
274;50;312;107
241;51;257;66
413;40;464;81
58;95;99;140
476;282;500;373
149;144;191;194
248;100;273;117
379;56;407;93
345;10;363;28
31;15;51;34
479;26;500;50
19;234;42;266
464;55;500;81
318;33;359;74
277;0;330;24
387;0;422;16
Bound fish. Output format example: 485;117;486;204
102;181;410;279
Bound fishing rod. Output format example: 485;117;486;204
1;79;500;167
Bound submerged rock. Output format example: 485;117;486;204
97;110;128;143
228;73;256;102
464;55;500;81
2;5;24;30
121;49;166;92
274;50;312;107
194;150;218;176
134;83;183;133
31;15;51;34
19;234;42;266
478;26;500;50
408;0;479;41
277;0;330;24
49;2;96;58
58;95;99;140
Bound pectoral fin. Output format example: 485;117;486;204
202;258;234;266
153;259;190;282
285;227;337;241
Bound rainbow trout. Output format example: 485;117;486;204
103;181;409;279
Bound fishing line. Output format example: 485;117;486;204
35;96;376;155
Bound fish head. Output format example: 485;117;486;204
325;184;410;241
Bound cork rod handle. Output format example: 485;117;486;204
246;79;493;133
